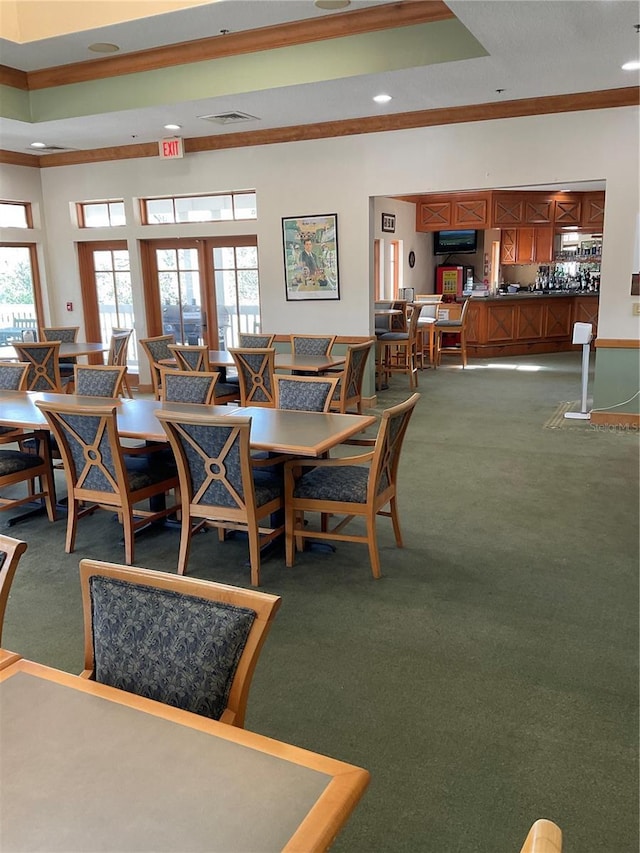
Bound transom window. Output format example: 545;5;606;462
0;201;32;229
77;201;126;228
141;192;257;225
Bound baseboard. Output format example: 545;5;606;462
590;411;640;428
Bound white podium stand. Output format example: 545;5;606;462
564;322;593;420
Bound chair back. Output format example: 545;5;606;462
229;347;276;407
13;341;63;391
519;819;562;853
238;333;275;348
139;335;175;398
290;334;336;356
168;343;209;372
274;375;340;412
74;365;127;398
159;369;219;404
35;400;130;505
42;326;79;343
79;559;281;727
390;301;408;332
332;340;374;414
107;329;133;367
0;362;29;391
0;534;28;646
368;393;420;502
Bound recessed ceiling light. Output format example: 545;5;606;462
30;142;46;148
315;0;350;9
88;43;120;54
164;124;182;131
373;94;392;104
621;60;640;71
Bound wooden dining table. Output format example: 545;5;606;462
0;656;370;852
0;391;375;457
0;341;109;361
206;349;346;374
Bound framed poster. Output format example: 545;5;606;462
282;213;340;301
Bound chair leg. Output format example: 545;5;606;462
123;511;135;565
247;526;261;587
177;512;192;575
389;497;403;547
461;331;468;368
366;515;381;579
65;500;79;553
285;503;296;568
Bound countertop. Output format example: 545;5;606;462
466;291;599;302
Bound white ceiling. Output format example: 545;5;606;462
0;0;638;156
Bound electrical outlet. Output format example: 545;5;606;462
633;303;640;316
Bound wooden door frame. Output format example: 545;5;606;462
77;240;129;364
1;241;45;333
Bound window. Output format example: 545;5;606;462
0;202;32;229
141;192;257;225
213;243;260;348
77;201;126;228
0;244;44;345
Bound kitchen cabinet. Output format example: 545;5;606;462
580;192;605;230
554;194;582;227
416;192;491;231
500;227;554;264
493;192;554;226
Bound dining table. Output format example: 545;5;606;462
0;391;376;457
0;656;370;852
205;349;347;374
0;341;110;361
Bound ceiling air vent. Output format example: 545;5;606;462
198;111;260;125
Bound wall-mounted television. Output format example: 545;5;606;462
433;229;478;255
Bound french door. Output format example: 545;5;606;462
0;243;45;344
141;236;260;349
78;241;139;368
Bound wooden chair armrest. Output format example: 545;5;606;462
284;451;374;473
341;438;376;446
251;453;293;468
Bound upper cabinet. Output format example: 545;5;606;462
417;192;491;230
416;190;605;232
500;227;554;265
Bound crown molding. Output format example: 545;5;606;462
0;149;40;167
0;64;29;89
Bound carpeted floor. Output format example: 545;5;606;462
2;352;638;852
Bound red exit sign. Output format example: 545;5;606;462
159;137;184;159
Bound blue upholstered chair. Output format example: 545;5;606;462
377;303;423;389
107;329;134;397
156;412;284;586
284;393;420;579
159;368;220;404
0;432;56;523
229;347;276;407
273;375;339;412
238;333;275;348
35;399;179;565
0;363;29;444
168;343;209;372
329;339;374;414
79;559;281;727
139;334;175;399
42;326;79;377
12;341;67;391
74;364;127;397
290;334;336;355
0;534;28;647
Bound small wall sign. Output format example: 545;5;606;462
381;213;396;233
159;137;184;159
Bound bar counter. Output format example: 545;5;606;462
459;292;599;357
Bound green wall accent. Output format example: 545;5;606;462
14;20;486;123
0;84;31;121
593;347;640;415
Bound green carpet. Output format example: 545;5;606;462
2;352;638;852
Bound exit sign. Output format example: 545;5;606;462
159;137;184;159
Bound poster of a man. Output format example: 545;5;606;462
282;213;340;301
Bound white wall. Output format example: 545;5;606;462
2;105;638;382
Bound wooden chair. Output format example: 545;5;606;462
139;334;175;399
229;347;276;407
284;393;420;578
74;364;127;398
79;559;281;727
106;329;134;397
519;819;562;853
290;334;336;355
274;375;339;412
329;339;374;414
41;326;79;378
0;430;56;523
159;368;220;405
0;363;29;445
0;534;28;646
35;399;179;565
377;303;423;389
168;343;210;372
12;341;66;391
238;333;275;348
156;411;284;586
415;294;443;368
434;298;471;368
